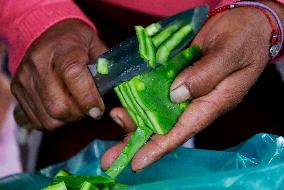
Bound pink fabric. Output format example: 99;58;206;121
0;0;284;75
97;0;220;17
0;104;22;177
0;0;96;76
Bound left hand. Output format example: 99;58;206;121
101;1;283;172
10;20;108;130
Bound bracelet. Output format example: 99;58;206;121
209;1;284;60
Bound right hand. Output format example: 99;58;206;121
101;5;274;172
11;19;108;130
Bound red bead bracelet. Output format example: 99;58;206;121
208;1;284;60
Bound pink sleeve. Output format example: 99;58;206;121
0;0;96;76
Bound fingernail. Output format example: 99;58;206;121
110;113;124;127
88;107;102;119
170;84;191;103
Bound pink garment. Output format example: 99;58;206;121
0;0;284;75
0;104;22;177
0;0;96;76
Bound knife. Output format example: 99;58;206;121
88;5;209;96
14;6;209;128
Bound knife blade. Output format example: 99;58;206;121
88;6;209;96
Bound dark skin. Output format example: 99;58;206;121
10;0;284;171
11;20;108;129
101;1;284;171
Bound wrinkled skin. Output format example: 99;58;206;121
102;4;283;171
11;20;108;130
9;0;283;172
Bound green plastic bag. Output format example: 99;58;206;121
1;133;284;190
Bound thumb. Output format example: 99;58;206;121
170;46;244;103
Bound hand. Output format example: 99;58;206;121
101;5;278;171
11;20;108;130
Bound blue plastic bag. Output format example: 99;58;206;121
1;133;284;190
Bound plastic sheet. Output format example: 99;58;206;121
1;133;284;190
